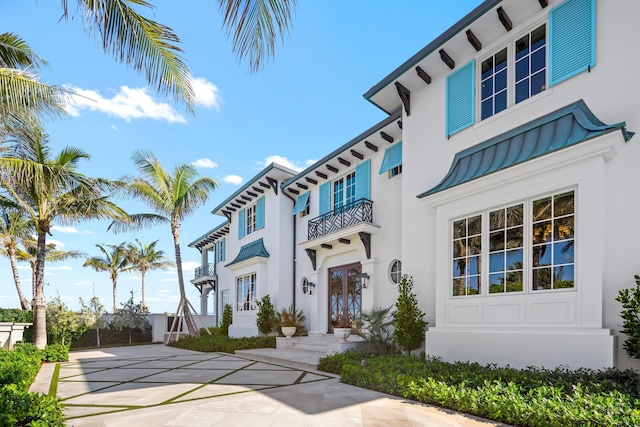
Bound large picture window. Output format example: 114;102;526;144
236;273;257;311
452;190;574;297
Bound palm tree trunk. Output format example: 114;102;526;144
172;222;199;337
33;230;47;349
141;269;147;310
8;247;30;310
111;276;118;313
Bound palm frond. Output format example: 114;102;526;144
64;0;194;111
217;0;297;72
0;32;48;69
0;68;67;119
108;212;168;234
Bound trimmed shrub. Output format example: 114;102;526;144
169;332;275;353
255;295;276;335
220;304;232;336
319;353;640;427
0;384;64;427
616;275;640;358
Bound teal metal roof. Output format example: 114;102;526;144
418;100;632;198
225;238;270;267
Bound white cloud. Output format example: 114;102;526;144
192;77;222;110
126;275;141;281
45;266;72;271
223;175;243;185
111;125;119;131
262;155;318;172
191;158;218;169
75;280;93;287
181;261;200;271
64;84;187;123
52;225;79;233
47;239;65;248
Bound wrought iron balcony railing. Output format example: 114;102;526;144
194;263;216;279
308;198;373;240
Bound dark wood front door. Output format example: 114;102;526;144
328;263;362;332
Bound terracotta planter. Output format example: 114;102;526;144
333;328;351;342
281;326;296;338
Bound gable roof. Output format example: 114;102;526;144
225;238;270;268
418;100;632;198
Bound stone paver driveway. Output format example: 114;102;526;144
36;344;503;426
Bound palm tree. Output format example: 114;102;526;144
126;239;174;310
0;208;34;310
84;243;133;313
110;150;218;337
0;128;128;348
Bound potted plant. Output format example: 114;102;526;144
333;316;352;342
275;305;306;338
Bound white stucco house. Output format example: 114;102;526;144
190;0;640;370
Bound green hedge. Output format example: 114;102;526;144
319;351;640;427
169;327;276;353
0;343;66;426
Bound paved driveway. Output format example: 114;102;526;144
36;344;503;426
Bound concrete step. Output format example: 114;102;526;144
235;348;326;371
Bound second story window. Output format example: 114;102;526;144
480;48;507;120
515;25;546;104
246;204;256;235
333;171;356;209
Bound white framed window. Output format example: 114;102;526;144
389;260;402;285
451;190;575;297
236;273;257;311
333;171;356;209
221;289;230;308
246;204;257;236
301;277;312;295
479;23;547;121
388;164;402;178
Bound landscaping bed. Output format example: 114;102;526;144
169;327;276;353
318;350;640;427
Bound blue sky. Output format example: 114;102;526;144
0;1;480;314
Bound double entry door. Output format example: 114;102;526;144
328;263;362;332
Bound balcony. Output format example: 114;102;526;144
308;198;373;240
191;263;216;289
301;199;379;266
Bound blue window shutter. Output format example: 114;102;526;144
256;197;265;230
446;60;475;137
355;159;371;200
319;181;331;215
549;0;595;86
221;237;226;261
238;209;245;239
292;191;310;215
379;141;403;174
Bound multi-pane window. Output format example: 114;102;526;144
488;205;524;293
390;260;402;284
389;165;402;178
246;204;256;235
333;171;356;209
236;273;257;311
452;190;575;297
515;25;546;104
481;48;507;120
452;215;482;296
221;289;230;309
532;191;574;290
479;25;547;121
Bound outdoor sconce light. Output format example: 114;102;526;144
360;273;370;288
308;282;316;295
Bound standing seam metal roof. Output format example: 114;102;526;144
418;100;631;198
225;238;270;268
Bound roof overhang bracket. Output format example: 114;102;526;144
416;66;431;84
305;249;317;271
358;232;371;259
222;210;232;223
439;49;455;69
466;29;482;51
394;82;411;116
497;7;512;31
266;177;278;195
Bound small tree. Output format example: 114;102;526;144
220;304;233;336
79;296;107;348
255;295;275;335
616;275;640;358
357;306;397;355
112;292;150;344
394;275;427;353
47;294;84;346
